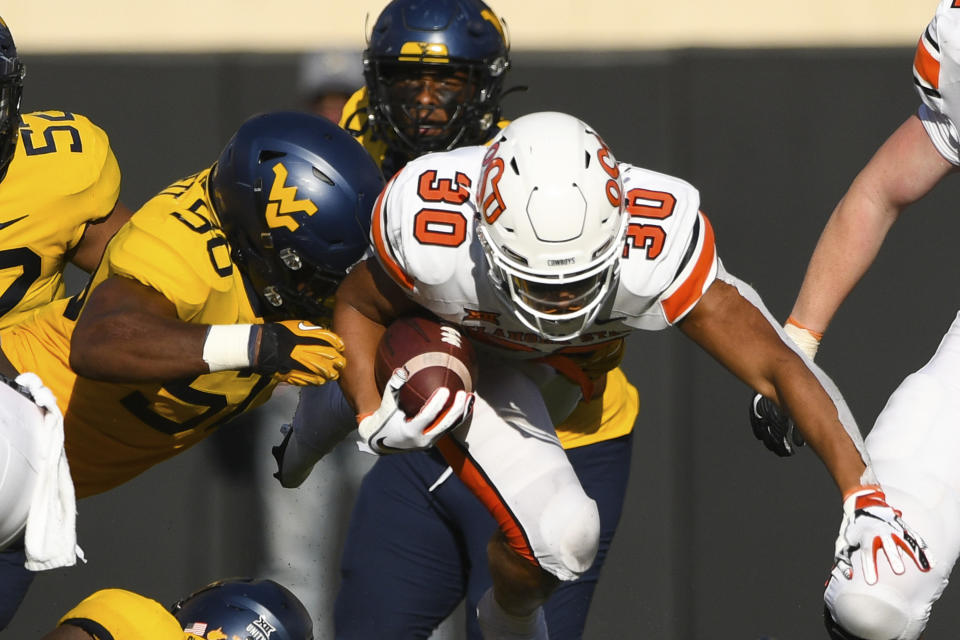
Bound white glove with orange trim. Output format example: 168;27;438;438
357;367;475;455
833;486;931;585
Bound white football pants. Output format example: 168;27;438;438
825;310;960;639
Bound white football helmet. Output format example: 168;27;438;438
475;112;628;341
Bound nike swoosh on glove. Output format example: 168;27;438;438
253;320;346;386
358;367;475;454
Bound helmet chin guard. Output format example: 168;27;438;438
475;112;628;341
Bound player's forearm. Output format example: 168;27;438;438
70;310;209;382
792;114;951;334
771;362;866;494
333;303;386;415
790;189;897;334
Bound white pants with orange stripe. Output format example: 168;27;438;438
437;350;600;582
825;311;960;639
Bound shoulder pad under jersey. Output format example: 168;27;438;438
15;112;120;214
615;164;718;326
371;145;486;292
105;171;235;316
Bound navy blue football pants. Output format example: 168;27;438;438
334;433;633;639
0;536;35;629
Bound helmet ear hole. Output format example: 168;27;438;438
258;150;286;164
312;167;334;185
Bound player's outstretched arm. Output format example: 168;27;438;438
70;275;209;381
790;114;954;339
70;276;345;384
680;276;930;582
750;115;957;458
678;277;867;492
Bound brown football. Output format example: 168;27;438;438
374;315;479;417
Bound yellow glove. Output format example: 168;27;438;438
253;320;345;385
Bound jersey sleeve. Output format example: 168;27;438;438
103;207;226;320
370;149;479;293
616;165;718;328
17;112;122;249
70;113;123;224
656;211;719;324
59;588;184;640
913;0;960;164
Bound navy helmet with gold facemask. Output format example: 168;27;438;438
364;0;510;158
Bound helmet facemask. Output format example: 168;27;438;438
367;56;505;156
475;112;629;342
0;35;23;181
478;216;625;341
254;243;346;323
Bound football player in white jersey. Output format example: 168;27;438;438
749;1;960;638
332;111;924;639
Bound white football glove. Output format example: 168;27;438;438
357;367;475;455
833;486;931;585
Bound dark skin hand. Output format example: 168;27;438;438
69;275;209;382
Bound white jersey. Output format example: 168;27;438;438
914;0;960;164
370;145;719;356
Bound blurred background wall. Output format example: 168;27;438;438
5;2;960;639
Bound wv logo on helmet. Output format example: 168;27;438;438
265;163;318;232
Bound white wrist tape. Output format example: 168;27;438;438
783;322;821;361
202;324;255;372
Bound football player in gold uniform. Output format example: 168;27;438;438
270;1;639;638
42;578;312;640
0;17;131;331
0;110;384;629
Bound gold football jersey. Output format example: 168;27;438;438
340;88;639;448
59;588;184;640
0;111;121;330
340;87;391;167
0;169;277;498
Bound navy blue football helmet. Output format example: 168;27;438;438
0;17;24;182
171;578;313;640
363;0;510;158
210;111;384;322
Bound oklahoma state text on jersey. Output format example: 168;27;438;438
0;169;276;498
0;111;120;329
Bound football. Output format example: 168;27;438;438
374;315;479;417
